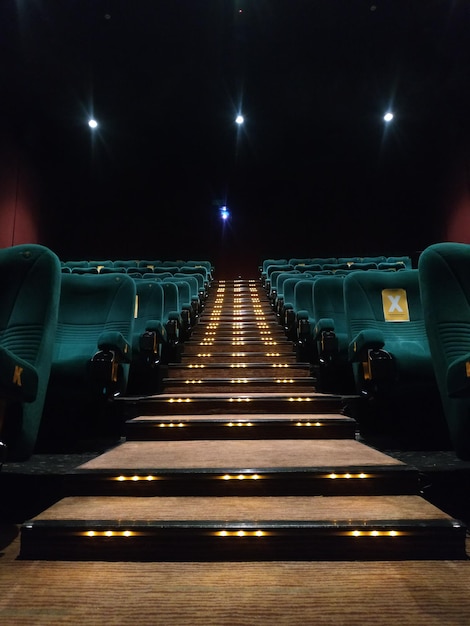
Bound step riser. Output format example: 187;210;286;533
167;367;310;378
124;420;356;441
120;398;344;416
20;522;466;562
162;382;315;393
64;469;420;498
181;343;294;354
180;356;299;364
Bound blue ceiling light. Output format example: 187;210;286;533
220;206;230;221
383;112;394;123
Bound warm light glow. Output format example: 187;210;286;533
349;529;401;537
216;529;266;538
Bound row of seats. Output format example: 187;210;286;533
0;245;214;462
262;246;470;460
260;256;412;289
61;259;213;284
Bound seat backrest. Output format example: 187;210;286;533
293;278;316;320
0;244;61;459
262;258;287;273
113;259;139;269
387;255;412;269
282;276;306;308
312;275;348;352
174;273;199;300
160;281;180;320
418;242;470;459
276;271;301;297
133;279;165;352
163;277;191;308
295;263;323;273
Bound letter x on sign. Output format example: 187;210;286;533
381;289;410;322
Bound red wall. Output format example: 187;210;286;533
443;155;470;244
0;145;41;248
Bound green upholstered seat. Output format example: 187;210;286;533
274;271;301;318
0;244;61;460
88;260;114;272
344;269;434;385
126;279;168;393
279;276;305;339
311;275;354;393
163;277;194;339
387;255;412;269
174;273;202;316
160;281;183;361
138;260;161;271
42;273;136;444
260;259;288;287
418;242;470;459
293;263;322;273
185;260;214;283
310;257;337;266
113;259;139;270
292;278;316;358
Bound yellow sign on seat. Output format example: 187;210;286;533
382;289;410;322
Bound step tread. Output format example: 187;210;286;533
26;494;457;524
74;439;405;471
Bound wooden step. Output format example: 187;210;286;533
181;341;295;354
162;377;316;393
166;363;311;378
115;391;347;417
124;412;357;441
63;439;419;497
20;495;467;561
179;353;298;364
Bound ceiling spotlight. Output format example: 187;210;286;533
383;112;394;123
235;115;244;125
88;119;98;129
219;206;230;221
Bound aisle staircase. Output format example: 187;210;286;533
19;280;467;562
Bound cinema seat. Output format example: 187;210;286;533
88;260;113;272
186;260;214;283
292;278;317;360
174;273;202;316
387;255;412;269
280;275;306;339
418;242;470;459
0;244;61;460
163;276;194;339
275;271;301;318
160;281;184;361
311;275;354;393
343;269;441;435
39;273;136;446
126;279;168;393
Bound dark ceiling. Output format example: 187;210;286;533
2;0;470;269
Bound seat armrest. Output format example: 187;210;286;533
349;329;385;361
145;319;165;336
447;355;470;397
296;309;309;321
97;331;132;362
313;318;335;339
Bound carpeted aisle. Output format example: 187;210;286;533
2;528;470;625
